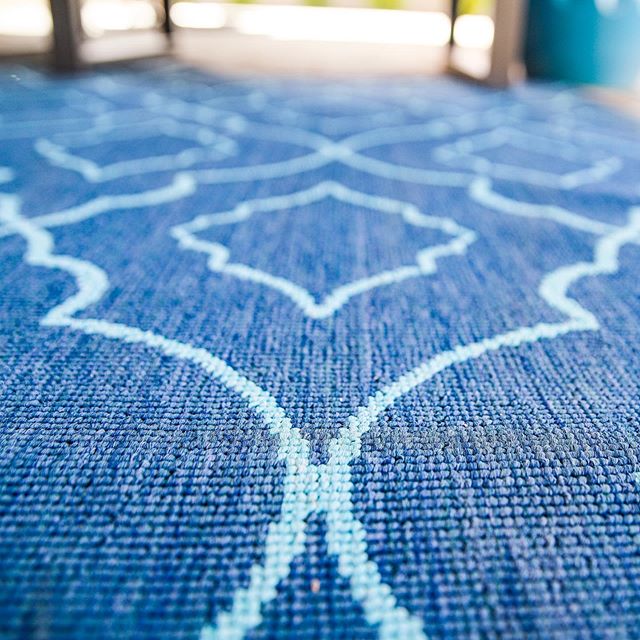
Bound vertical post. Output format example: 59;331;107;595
449;0;459;47
486;0;527;87
163;0;173;35
49;0;83;71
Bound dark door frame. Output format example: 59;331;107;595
449;0;527;87
49;0;173;71
48;0;525;85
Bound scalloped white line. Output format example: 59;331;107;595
206;205;640;640
0;174;196;240
170;180;477;319
433;126;621;190
4;193;640;640
0;191;425;640
34;129;237;183
469;177;616;236
4;72;640;640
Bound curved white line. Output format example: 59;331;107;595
5;72;639;640
433;127;622;190
267;102;407;136
0;108;149;141
193;150;330;185
34;134;236;183
318;206;640;639
29;87;624;193
0;175;196;239
342;152;473;188
205;207;640;640
340;108;509;152
34;91;336;185
146;94;334;152
1;191;424;640
469;177;616;236
171;180;476;318
52;116;225;148
527;119;640;162
327;206;640;469
0;195;300;454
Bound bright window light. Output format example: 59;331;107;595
453;13;494;49
82;0;158;37
234;6;450;45
171;1;227;29
0;0;52;37
172;3;451;46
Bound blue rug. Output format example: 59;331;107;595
1;61;640;640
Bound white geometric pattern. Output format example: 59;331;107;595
433;126;621;189
1;67;639;640
34;117;237;182
171;180;476;319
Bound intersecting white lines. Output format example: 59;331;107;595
337;106;523;188
3;69;640;640
30;84;625;192
0;190;427;640
6;183;640;640
253;90;409;135
206;209;640;640
151;97;524;188
178;79;484;136
171;180;476;319
4;167;640;640
102;73;409;132
199;84;413;135
40;88;338;185
143;92;338;184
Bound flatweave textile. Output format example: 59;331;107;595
1;62;639;640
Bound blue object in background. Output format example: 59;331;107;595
526;0;640;88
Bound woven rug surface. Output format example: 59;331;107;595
1;62;640;640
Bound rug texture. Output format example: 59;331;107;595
1;61;639;640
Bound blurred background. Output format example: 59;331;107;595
0;0;639;94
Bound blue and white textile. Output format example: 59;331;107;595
1;62;640;640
